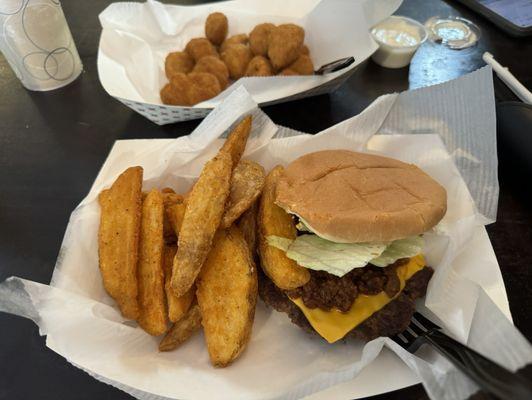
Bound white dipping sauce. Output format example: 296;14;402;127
370;16;427;69
373;22;421;47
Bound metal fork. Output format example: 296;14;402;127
392;312;532;399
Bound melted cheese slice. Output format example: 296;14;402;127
290;255;426;343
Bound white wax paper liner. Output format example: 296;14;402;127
1;67;531;400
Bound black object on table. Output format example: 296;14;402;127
393;312;532;399
0;1;531;399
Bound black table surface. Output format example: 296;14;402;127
1;0;531;399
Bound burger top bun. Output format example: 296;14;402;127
275;150;447;243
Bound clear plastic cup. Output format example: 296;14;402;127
370;16;428;69
0;0;83;91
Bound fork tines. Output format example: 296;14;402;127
392;312;440;353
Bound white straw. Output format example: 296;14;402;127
483;52;532;104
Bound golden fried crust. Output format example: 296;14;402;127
165;51;194;79
160;81;189;106
137;189;167;336
258;166;310;290
185;38;218;62
187;72;222;104
300;44;310;55
165;202;186;237
220;33;248;53
159;303;202;352
221;44;252;80
219;115;252;166
163;244;195;322
237;200;259;259
98;166;143;320
162;192;183;206
245;56;273;77
171;151;233;297
162;192;184;242
278;68;298;76
161;72;222;106
193;56;230;89
249;23;275;56
205;12;228;46
285;54;314;75
268;24;305;70
221;160;265;228
196;227;258;367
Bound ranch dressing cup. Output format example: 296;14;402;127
370;16;428;69
0;0;83;91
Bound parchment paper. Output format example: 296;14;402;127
1;67;531;400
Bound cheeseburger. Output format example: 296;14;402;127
258;150;447;343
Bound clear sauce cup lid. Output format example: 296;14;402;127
425;16;481;49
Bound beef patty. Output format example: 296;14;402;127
286;259;408;312
259;265;433;342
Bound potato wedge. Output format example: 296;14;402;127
163;192;183;243
171;151;233;297
237;200;258;258
159;303;202;352
196;227;258;367
137;189;167;336
163;195;184;244
221;160;265;228
258;166;310;290
163;192;184;206
98;166;143;320
163;244;195;322
220;115;252;165
165;202;186;237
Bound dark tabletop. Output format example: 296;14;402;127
1;0;531;399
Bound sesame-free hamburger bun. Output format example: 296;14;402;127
275;150;447;243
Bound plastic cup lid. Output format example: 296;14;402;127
425;16;481;49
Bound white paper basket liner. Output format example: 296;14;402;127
1;67;531;400
96;0;402;124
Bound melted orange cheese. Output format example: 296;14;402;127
290;255;426;343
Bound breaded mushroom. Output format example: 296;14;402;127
160;80;189;105
268;24;304;70
277;69;298;76
221;44;252;80
187;72;222;104
193;55;230;89
185;38;218;62
160;72;221;106
220;33;248;53
284;54;314;75
249;23;275;56
165;51;194;79
205;12;228;46
245;56;273;77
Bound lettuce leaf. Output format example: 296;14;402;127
266;236;292;252
370;236;424;267
267;234;388;277
266;234;424;277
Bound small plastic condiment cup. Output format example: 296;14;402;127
370;16;428;69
